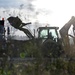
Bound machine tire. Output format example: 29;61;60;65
41;39;61;58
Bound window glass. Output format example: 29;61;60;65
40;29;48;38
49;29;57;38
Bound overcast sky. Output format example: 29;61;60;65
0;0;33;8
0;0;21;8
0;0;75;28
33;0;75;29
0;0;75;36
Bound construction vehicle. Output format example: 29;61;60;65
0;16;75;75
7;16;75;58
7;16;63;58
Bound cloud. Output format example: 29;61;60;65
0;0;19;8
0;0;34;9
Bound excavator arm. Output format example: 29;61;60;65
60;16;75;37
59;16;75;57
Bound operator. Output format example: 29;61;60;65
48;32;54;40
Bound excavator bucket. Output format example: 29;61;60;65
7;16;31;28
7;16;22;28
7;16;34;39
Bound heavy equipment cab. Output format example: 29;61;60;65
37;27;62;57
38;27;59;42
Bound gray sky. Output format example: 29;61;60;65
1;0;75;28
0;0;33;8
0;0;36;21
1;0;75;36
0;0;20;8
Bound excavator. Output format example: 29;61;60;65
0;16;75;74
7;16;75;58
0;16;74;75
